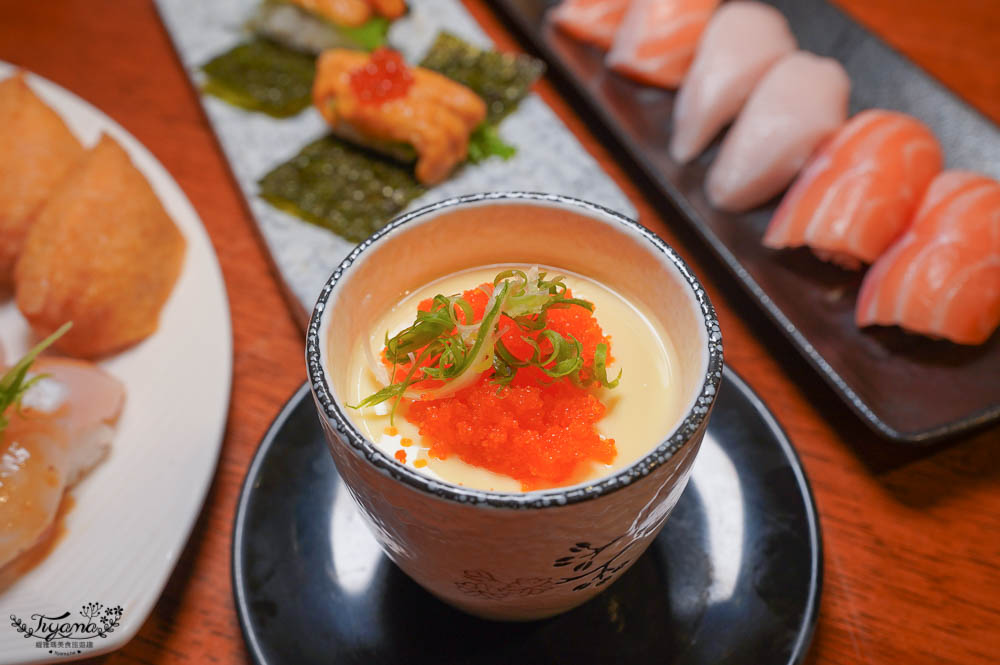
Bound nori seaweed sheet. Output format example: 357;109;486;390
258;136;425;242
201;38;316;117
419;32;545;123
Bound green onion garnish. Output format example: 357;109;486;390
0;322;72;437
351;269;620;423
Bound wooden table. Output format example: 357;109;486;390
1;1;997;663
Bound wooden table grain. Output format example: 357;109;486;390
0;1;997;663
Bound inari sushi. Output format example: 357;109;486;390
15;135;186;358
549;0;630;51
0;73;84;287
856;171;1000;345
670;1;796;163
763;110;943;269
313;48;487;185
705;51;850;213
606;0;721;89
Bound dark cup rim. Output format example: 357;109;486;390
306;192;724;510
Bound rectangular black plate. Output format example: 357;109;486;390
491;0;1000;444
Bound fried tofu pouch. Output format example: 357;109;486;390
0;73;85;286
313;49;487;185
15;134;186;358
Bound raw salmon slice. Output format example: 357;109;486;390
705;51;850;212
856;171;1000;345
764;110;943;269
0;358;124;568
606;0;720;89
549;0;629;51
670;1;796;163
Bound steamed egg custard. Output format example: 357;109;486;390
344;266;683;492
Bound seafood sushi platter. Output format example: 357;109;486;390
154;0;634;316
492;0;1000;443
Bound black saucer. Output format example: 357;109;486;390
232;368;822;665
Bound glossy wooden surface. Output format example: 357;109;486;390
0;1;996;663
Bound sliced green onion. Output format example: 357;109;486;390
350;270;621;421
593;343;622;389
0;322;72;436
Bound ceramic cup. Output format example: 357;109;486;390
307;193;723;621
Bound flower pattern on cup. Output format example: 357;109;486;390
552;537;635;591
455;570;556;599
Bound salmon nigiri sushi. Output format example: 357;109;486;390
764;110;943;269
0;351;124;569
549;0;630;51
705;51;850;212
856;171;1000;345
670;1;796;163
606;0;721;89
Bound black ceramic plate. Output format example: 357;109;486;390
489;0;1000;443
232;368;822;665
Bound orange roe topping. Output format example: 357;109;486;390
392;281;617;490
394;449;407;464
400;437;413;447
349;48;413;105
413;459;428;469
384;426;398;436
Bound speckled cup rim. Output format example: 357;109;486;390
306;192;723;509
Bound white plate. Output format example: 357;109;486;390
0;64;232;664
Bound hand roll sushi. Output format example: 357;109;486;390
312;47;487;185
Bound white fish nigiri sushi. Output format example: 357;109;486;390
705;51;850;212
670;1;796;163
0;356;124;568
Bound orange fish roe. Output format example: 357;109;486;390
407;376;615;490
397;281;617;490
394;449;407;464
349;48;413;105
399;437;413;447
384;426;398;436
414;459;428;469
